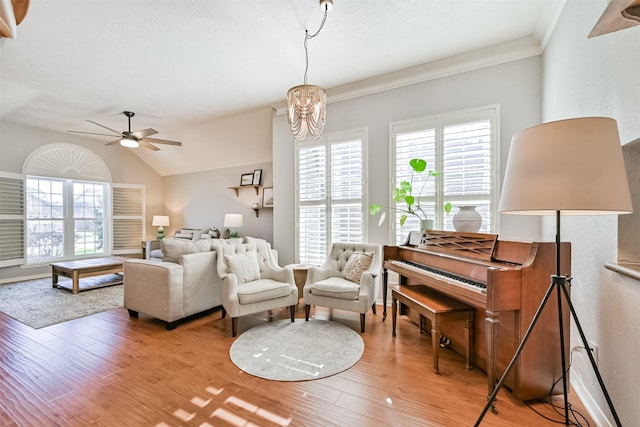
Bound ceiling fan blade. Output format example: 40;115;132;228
105;139;121;146
144;137;182;146
87;120;123;135
67;130;122;137
139;139;161;151
130;128;158;139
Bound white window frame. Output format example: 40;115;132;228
389;105;500;244
25;176;110;263
295;128;369;265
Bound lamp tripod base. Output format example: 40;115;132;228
475;275;621;426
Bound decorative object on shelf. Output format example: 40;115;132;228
251;202;260;217
252;169;262;186
286;0;333;141
240;173;253;186
223;214;243;238
452;205;482;232
476;117;632;426
370;158;451;228
262;187;273;208
152;215;170;239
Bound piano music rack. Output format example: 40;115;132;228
419;230;498;261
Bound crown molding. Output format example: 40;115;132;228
273;36;543;116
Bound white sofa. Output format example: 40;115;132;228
124;236;275;330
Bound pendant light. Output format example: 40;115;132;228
287;0;333;141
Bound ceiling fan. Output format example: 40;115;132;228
67;111;182;151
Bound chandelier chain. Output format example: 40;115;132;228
303;9;328;85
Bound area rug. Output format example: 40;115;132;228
0;276;124;329
229;318;364;381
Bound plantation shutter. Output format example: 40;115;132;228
298;144;327;266
296;129;367;266
330;135;364;244
0;172;25;267
111;184;145;255
391;107;498;244
442;118;494;231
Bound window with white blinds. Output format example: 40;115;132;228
391;107;498;244
0;172;25;267
296;129;367;265
111;184;145;254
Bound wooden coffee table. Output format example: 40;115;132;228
51;257;126;294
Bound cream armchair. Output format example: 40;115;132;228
216;238;298;337
304;242;383;333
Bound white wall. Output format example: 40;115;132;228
0;120;164;282
273;56;544;266
542;1;640;425
161;161;274;243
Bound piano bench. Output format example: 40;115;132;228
390;284;474;374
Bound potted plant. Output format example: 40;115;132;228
370;158;452;229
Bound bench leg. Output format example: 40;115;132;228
391;295;398;337
431;318;441;375
466;311;474;370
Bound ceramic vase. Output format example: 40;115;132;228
453;206;482;232
420;219;434;231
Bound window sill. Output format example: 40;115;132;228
605;262;640;282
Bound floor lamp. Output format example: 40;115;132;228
475;117;633;426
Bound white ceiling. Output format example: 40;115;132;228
0;0;567;175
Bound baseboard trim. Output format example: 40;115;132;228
0;272;49;285
570;367;613;427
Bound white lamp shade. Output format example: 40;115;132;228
224;214;243;228
152;215;170;227
499;117;633;215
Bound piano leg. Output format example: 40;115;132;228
465;311;474;370
431;320;441;375
485;310;500;413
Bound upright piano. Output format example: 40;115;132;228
383;231;570;401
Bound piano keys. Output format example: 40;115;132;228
383;231;571;401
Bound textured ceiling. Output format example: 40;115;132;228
0;0;567;175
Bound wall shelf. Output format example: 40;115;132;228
253;206;272;218
228;185;261;197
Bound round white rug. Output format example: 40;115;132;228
229;319;364;381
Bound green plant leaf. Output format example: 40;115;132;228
405;195;415;206
369;204;382;216
399;214;407;226
399;180;412;192
409;158;427;173
444;201;452;214
392;187;406;201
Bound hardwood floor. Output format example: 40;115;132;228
0;305;594;426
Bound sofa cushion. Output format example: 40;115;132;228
310;277;360;300
161;238;210;263
237;278;292;304
224;251;261;284
342;251;374;283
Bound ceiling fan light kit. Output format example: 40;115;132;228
287;0;332;142
67;110;182;151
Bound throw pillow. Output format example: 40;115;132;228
161;238;210;262
225;251;261;284
342;251;374;283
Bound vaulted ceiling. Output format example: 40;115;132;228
1;0;567;175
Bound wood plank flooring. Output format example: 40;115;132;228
0;305;594;426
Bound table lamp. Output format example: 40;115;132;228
224;214;243;238
476;117;632;426
152;215;170;240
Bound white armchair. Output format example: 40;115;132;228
216;238;298;337
304;242;383;332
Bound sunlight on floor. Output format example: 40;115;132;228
156;382;292;427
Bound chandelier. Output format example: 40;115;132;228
287;0;333;141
